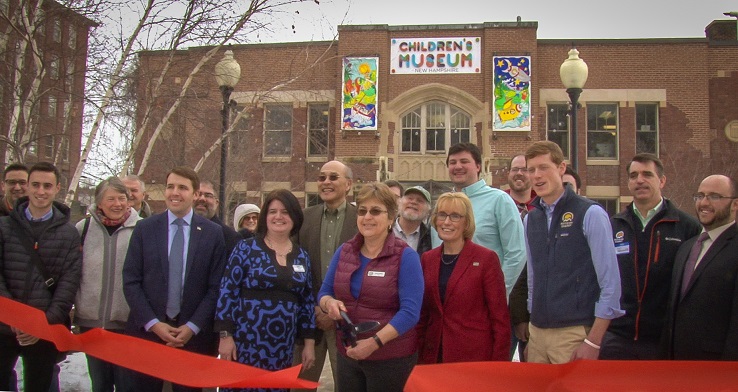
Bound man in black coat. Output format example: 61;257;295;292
663;174;738;360
0;162;82;391
194;180;242;255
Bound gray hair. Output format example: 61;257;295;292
95;176;131;205
121;174;145;192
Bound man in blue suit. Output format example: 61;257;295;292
123;166;226;392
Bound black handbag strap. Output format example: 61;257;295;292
9;218;56;291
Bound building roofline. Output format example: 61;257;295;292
538;37;707;45
137;40;336;56
338;21;538;32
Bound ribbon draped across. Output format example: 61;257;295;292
0;297;317;389
405;359;738;391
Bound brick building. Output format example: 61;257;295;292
0;0;96;189
134;18;738;221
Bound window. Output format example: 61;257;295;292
590;198;619;217
48;96;57;117
49;56;59;80
229;106;250;158
44;135;54;158
263;104;292;156
68;25;76;49
587;104;618;159
547;104;570;159
308;103;329;156
306;193;323;207
636;103;658;155
59;136;69;162
52;19;61;43
401;102;470;153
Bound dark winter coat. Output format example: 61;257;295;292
0;197;82;336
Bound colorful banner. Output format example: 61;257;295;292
0;297;317;389
405;360;738;391
390;37;481;74
493;56;531;131
342;57;378;131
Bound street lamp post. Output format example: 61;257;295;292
559;47;588;172
214;49;241;220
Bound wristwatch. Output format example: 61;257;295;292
219;331;232;339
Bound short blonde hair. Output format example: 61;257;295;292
431;192;475;240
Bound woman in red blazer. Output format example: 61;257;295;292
416;192;511;363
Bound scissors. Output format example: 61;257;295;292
336;310;381;348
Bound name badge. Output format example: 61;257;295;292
615;242;630;255
293;264;306;272
367;271;386;278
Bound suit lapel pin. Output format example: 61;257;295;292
196;226;202;231
473;262;480;266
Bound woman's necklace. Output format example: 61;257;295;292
265;236;292;258
441;253;460;266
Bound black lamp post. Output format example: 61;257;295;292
559;47;588;172
214;50;241;220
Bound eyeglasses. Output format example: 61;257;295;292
200;192;216;199
509;167;528;174
318;174;342;182
243;215;258;221
692;193;738;202
357;207;387;216
436;212;464;222
4;179;27;187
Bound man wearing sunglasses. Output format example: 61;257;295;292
663;174;738;360
603;154;700;360
0;163;29;217
294;160;358;391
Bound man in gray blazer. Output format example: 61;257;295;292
293;160;358;391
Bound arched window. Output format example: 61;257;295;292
401;102;471;153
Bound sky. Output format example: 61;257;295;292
263;0;738;43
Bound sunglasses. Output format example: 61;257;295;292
318;174;342;182
357;207;388;216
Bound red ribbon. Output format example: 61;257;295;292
406;358;738;391
0;297;317;389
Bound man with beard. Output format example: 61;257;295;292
602;154;700;360
505;154;536;361
434;143;525;298
393;185;432;257
663;174;738;360
0;164;28;216
193;181;242;254
293;160;358;391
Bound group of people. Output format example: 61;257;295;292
0;139;736;392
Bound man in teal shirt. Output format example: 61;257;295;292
432;143;526;297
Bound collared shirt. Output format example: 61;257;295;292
146;208;199;334
24;207;53;222
393;218;421;250
525;191;625;320
633;198;664;229
320;200;347;279
693;220;736;269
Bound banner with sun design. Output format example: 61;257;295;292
493;56;531;131
342;57;378;131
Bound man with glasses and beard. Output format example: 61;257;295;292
0;164;28;217
663;174;738;360
293;160;358;391
393;186;432;258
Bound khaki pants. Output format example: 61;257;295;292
527;323;590;364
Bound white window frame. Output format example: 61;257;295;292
400;101;471;154
635;103;659;156
263;104;292;157
586;103;619;160
546;103;571;160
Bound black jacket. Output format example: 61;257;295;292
417;222;432;258
608;199;700;342
0;197;82;335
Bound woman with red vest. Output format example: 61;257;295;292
416;192;511;363
318;183;424;392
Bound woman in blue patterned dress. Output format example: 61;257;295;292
215;189;316;392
